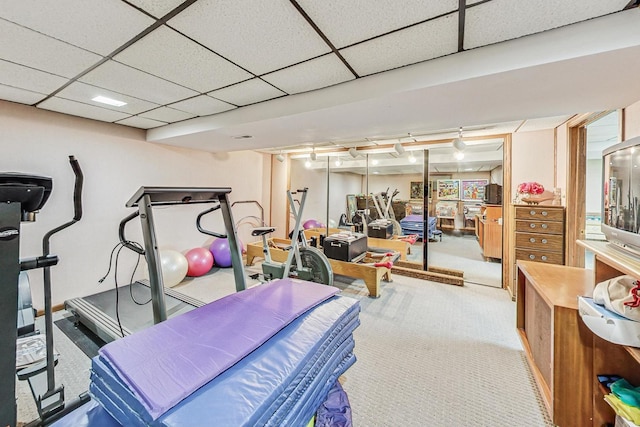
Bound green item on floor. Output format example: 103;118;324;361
306;415;315;427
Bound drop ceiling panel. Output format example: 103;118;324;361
262;54;354;95
140;106;195;122
0;60;67;94
38;97;130;122
0;0;154;56
169;95;236;116
126;0;185;18
79;60;198;105
465;0;629;49
0;84;46;105
56;81;159;114
340;13;459;76
0;19;102;78
169;0;330;75
116;116;166;129
115;26;252;93
209;78;286;106
297;0;458;48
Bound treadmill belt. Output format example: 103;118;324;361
80;283;194;333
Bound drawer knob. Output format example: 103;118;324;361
541;255;548;261
529;254;535;260
530;223;536;229
542;239;548;244
542;211;548;216
529;237;536;243
541;224;548;229
530;210;536;215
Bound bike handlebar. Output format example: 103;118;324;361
68;155;83;221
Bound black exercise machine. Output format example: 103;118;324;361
65;186;247;343
0;156;87;427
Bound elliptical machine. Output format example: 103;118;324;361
251;188;333;286
0;156;87;427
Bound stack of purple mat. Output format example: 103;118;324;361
62;278;360;427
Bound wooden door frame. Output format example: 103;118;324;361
565;111;621;267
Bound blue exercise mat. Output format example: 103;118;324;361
92;294;360;426
97;278;339;420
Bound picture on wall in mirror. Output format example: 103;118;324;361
461;179;489;201
437;179;460;200
410;181;424;199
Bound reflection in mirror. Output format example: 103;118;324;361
289;154;328;235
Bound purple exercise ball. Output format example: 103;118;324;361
209;238;244;268
302;219;325;230
185;247;214;277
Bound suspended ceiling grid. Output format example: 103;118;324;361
0;0;634;142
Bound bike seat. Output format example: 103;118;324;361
252;226;276;236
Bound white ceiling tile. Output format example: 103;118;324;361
0;84;46;105
208;78;286;106
56;81;159;114
0;0;154;56
126;0;185;18
169;95;236;116
262;54;354;95
116;116;166;129
0;19;102;78
140;106;195;122
340;13;459;76
115;26;252;93
79;60;198;105
0;60;68;94
297;0;458;48
465;0;630;49
38;97;130;122
169;0;330;75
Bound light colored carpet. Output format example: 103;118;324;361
16;265;549;426
409;232;502;288
333;276;552;426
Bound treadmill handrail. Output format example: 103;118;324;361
196;206;227;238
126;186;233;208
119;211;144;254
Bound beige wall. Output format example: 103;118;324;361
625;99;640;139
555;122;569;204
511;129;556;198
1;101;270;308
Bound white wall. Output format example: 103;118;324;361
626;99;640;139
1;101;270;308
586;158;603;214
289;159;328;229
511;129;556;198
328;171;363;225
367;173;422;200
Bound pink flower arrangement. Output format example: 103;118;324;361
517;182;544;195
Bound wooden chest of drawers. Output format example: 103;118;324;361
514;205;565;265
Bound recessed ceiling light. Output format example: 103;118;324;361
92;96;127;107
371;159;379;165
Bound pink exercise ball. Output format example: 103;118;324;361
209;238;244;268
185;247;214;277
303;219;325;230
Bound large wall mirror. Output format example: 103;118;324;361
288;136;504;290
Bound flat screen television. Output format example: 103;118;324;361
602;136;640;255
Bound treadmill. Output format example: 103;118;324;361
65;187;247;343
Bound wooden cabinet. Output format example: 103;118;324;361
514;205;565;265
577;240;640;426
516;260;594;426
477;204;502;260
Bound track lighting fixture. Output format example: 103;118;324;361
408;153;416;163
335;157;343;167
348;148;359;158
276;152;285;162
394;143;405;156
310;149;317;161
452;127;466;152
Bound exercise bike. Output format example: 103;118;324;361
251;188;333;286
372;188;403;236
1;156;87;427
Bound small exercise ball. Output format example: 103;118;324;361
185;247;214;277
159;249;188;287
303;219;325;230
209;238;244;268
